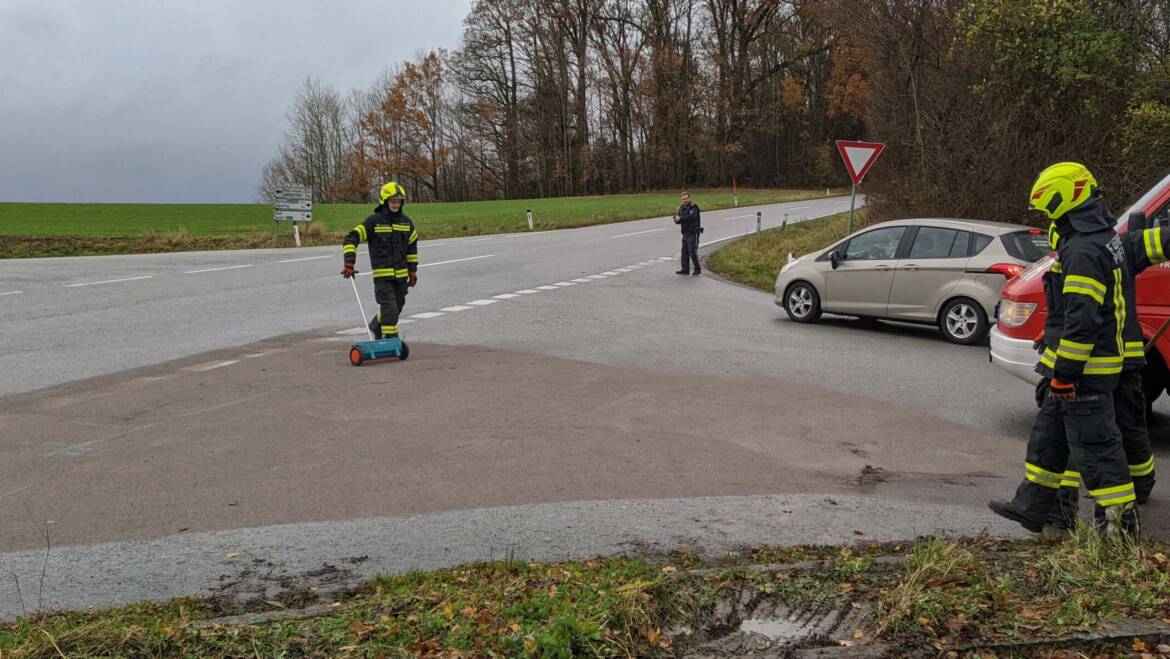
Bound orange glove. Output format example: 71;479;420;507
1049;378;1076;400
341;262;356;278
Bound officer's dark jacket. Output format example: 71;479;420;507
679;203;701;234
1038;197;1128;382
342;204;419;280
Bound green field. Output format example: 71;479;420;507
0;188;837;238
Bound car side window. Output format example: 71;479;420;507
970;233;993;256
908;227;961;259
949;231;971;258
844;227;906;261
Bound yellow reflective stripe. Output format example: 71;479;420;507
1059;470;1081;488
342;246;357;254
1146;228;1165;263
1063;281;1105;304
1025;462;1062;488
1051;260;1062;274
1088;482;1136;506
1056;339;1092;361
406;254;419;263
1125;341;1145;358
1064;274;1106;296
1056;349;1089;361
1040;348;1056;368
1114;268;1124;359
381;325;398;333
1059;339;1093;350
1130;457;1155;477
410;229;419;243
354;225;368;242
374;225;393;233
391;223;411;231
395;268;409;277
372;268;397;278
1083;355;1123;375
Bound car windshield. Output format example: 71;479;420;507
1113;171;1170;232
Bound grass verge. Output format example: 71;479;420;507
0;188;841;258
4;533;1170;656
706;209;867;292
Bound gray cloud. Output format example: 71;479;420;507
0;0;469;202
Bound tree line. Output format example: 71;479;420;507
260;0;1170;227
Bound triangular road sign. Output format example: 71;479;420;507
835;140;885;185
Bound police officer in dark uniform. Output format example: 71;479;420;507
989;162;1139;538
675;191;702;275
340;181;419;339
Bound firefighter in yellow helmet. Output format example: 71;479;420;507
339;182;419;339
989;162;1139;538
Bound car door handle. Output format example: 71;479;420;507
901;264;919;271
874;265;892;271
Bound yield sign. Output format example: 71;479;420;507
835;140;885;185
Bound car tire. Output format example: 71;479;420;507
784;282;822;323
939;297;989;345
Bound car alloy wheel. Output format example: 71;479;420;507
945;302;979;340
788;286;813;319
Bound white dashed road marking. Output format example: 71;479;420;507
467;299;499;306
0;291;21;296
515;289;540;294
187;360;239;372
585;275;606;280
410;312;446;319
277;255;332;263
66;275;153;288
571;278;592;283
610;227;668;238
493;293;520;299
441;305;475;312
419;255;495;268
552;282;576;287
184;264;254;274
536;285;559;290
600;271;620;276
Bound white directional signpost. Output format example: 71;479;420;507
835;140;885;235
273;185;313;247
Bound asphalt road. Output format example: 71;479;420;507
1;196;1166;617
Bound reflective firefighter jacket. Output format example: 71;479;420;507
342;205;419;280
1043;202;1170;373
1038;198;1129;382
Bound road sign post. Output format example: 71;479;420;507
273;185;313;245
527;209;533;230
835;140;885;235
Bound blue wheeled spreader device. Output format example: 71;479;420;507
346;276;409;366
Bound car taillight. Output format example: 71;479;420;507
987;263;1025;279
998;300;1037;327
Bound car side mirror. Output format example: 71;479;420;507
829;250;841;270
1128;211;1147;234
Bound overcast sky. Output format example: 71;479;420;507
0;1;470;203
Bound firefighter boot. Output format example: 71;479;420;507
1042;485;1078;538
368;315;382;340
988;499;1044;533
1094;502;1140;541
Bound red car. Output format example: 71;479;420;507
991;172;1170;404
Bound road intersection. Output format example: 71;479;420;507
0;196;1165;617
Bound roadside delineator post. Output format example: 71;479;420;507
835;140;886;235
527;209;533;230
756;211;762;233
782;213;788;231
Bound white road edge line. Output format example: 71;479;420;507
277;255;332;263
184;264;254;274
188;360;239;372
610;227;668;238
419;254;495;268
66;275;153;288
0;291;22;296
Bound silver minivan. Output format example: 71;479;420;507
774;218;1049;344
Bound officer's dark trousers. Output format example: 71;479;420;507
368;278;408;339
680;232;700;273
1050;368;1156;526
1013;375;1135;525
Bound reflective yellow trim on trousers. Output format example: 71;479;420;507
1088;482;1137;507
1145;227;1165;263
354;225;368;242
1131;456;1155;477
1025;462;1062;489
1059;470;1081;488
381;324;398;336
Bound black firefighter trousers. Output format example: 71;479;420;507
367;278;408;339
1049;368;1157;527
1011;375;1136;525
